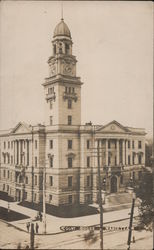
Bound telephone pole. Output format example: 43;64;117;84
97;139;103;250
127;191;136;250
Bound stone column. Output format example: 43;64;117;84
142;141;145;165
105;139;108;166
116;139;119;165
122;140;125;165
126;140;128;165
14;141;16;164
25;140;27;166
130;140;132;165
18;140;21;165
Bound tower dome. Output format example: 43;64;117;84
53;18;71;38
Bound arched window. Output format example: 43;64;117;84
53;44;56;54
65;43;70;54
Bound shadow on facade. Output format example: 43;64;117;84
18;201;99;218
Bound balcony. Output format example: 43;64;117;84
63;92;78;102
15;182;24;189
46;92;56;101
103;165;122;175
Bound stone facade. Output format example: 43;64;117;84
0;19;146;206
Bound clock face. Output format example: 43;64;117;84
64;63;73;75
111;125;115;130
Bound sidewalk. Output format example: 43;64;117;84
0;199;138;235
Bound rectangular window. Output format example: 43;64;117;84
132;141;134;149
35;140;37;149
138;141;142;149
49;195;52;203
50;116;53;125
3;184;5;191
50;157;53;168
50;140;53;149
138;155;142;164
108;140;111;149
68;157;73;168
68;116;72;125
11;156;13;164
68;140;72;149
72;87;75;93
87;156;90;167
8;155;10;164
50;176;53;186
69;87;71;93
108;156;111;165
133;155;135;165
68;176;72;187
65;87;68;93
7;185;9;192
68;99;72;109
7;170;9;179
26;176;28;184
4;141;6;149
87;140;90;149
35;175;37;185
35;157;37;167
128;141;130;149
4;155;6;164
87;176;90;187
128;155;130;165
68;195;72;204
3;170;6;178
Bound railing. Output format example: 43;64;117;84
46;92;56;101
63;92;78;102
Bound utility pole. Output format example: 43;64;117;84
43;163;46;234
30;222;35;249
127;191;136;250
97;139;103;250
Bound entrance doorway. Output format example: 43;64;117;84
110;176;117;193
16;189;21;202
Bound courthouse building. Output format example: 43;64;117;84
0;19;146;206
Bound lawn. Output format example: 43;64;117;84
0;206;30;222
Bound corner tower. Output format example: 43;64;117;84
43;18;83;126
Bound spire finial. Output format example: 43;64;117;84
61;1;64;21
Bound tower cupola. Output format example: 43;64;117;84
53;18;71;39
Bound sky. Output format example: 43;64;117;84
0;1;153;137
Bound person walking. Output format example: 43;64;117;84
35;223;39;234
26;222;30;232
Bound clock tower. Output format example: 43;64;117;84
43;18;83;126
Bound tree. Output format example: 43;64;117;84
135;169;153;230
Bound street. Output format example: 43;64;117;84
0;218;152;249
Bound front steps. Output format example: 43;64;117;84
105;192;133;207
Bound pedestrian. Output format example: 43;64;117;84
26;222;30;232
35;222;39;234
39;212;42;222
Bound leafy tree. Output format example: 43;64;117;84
135;169;154;230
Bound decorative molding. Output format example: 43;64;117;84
46;92;56;102
63;92;78;102
66;152;76;159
